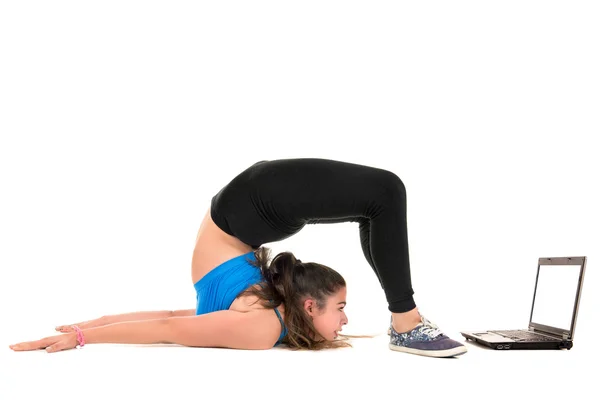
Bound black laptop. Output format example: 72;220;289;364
461;256;586;350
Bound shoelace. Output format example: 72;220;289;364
418;315;443;338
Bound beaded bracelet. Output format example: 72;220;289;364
71;325;86;349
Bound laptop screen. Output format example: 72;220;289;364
531;264;581;332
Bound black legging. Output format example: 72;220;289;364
210;158;416;313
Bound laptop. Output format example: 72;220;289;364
461;256;586;350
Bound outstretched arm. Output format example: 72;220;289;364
104;308;197;322
56;309;196;332
10;309;279;352
84;310;277;349
83;318;171;345
10;317;173;351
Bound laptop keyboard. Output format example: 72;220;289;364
490;330;558;342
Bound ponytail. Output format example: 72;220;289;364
265;251;302;303
241;246;372;350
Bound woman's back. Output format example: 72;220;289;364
192;207;285;316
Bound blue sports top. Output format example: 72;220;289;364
193;251;288;346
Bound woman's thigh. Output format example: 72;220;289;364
210;157;402;249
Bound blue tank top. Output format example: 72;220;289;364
194;251;288;346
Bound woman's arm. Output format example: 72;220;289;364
104;309;196;322
83;318;171;345
57;309;196;333
9;318;171;352
10;310;275;352
171;309;197;317
81;310;277;349
104;310;174;324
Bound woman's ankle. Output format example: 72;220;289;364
391;307;422;333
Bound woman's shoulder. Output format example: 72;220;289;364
230;289;287;347
230;284;286;316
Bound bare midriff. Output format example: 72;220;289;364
192;207;285;316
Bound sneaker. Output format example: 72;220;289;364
387;314;468;358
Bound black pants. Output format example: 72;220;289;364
210;158;416;313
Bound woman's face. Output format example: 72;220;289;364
305;286;349;341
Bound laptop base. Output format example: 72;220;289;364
460;331;573;350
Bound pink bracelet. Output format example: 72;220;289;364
71;325;85;348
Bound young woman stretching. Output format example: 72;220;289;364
9;158;467;357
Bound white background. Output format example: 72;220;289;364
1;1;598;399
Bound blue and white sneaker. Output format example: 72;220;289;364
387;314;468;358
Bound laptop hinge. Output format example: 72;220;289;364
529;326;569;340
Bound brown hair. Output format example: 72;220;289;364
239;246;374;350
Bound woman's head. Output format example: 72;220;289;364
304;283;348;341
242;247;358;350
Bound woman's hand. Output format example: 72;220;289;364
55;317;106;333
9;332;79;353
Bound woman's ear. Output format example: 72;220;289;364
303;298;317;316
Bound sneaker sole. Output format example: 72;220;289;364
389;342;468;358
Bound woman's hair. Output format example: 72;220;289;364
240;246;374;350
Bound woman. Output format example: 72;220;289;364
9;158;467;357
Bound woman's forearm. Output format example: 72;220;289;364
103;310;173;324
83;318;171;345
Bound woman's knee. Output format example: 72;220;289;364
377;170;407;204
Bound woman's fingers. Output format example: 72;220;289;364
9;334;74;352
56;318;97;332
45;340;63;353
10;336;55;351
44;334;77;353
56;322;86;332
55;325;73;332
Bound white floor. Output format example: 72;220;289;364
2;323;596;400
